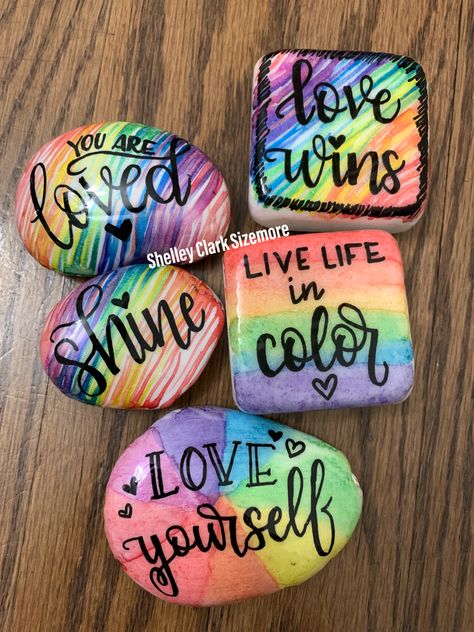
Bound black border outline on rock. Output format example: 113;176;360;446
251;49;429;220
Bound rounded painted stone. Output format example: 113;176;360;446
40;265;224;409
16;122;230;276
104;407;362;606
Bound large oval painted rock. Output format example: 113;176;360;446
104;407;362;606
16;122;230;276
40;265;224;409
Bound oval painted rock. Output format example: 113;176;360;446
40;265;224;409
104;407;362;606
16;122;230;276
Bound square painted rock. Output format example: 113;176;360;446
250;50;428;232
223;230;414;413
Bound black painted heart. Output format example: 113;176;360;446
122;476;138;495
312;374;338;401
268;429;283;442
104;219;133;242
118;503;133;519
112;292;130;310
285;438;306;459
328;135;346;150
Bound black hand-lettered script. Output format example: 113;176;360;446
121;439;335;598
243;242;390;398
265;59;405;194
29;132;192;248
50;284;206;397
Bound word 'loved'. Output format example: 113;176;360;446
30;134;191;249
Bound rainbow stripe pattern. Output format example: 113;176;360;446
250;50;428;232
40;264;224;409
16;122;230;276
223;230;414;413
104;407;363;605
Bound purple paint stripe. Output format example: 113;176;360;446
233;364;414;414
152;407;227;502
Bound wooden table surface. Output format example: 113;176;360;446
0;1;472;630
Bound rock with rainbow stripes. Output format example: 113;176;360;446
104;407;362;605
16;122;230;276
250;49;428;232
223;230;414;413
40;264;224;409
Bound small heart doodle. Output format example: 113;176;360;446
268;429;283;442
118;503;133;519
328;135;346;150
122;476;138;495
112;292;130;310
104;219;133;241
312;374;338;401
285;438;306;459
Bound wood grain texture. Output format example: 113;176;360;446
0;0;472;630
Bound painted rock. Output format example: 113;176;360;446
250;49;428;233
40;264;224;408
104;407;362;606
223;230;413;413
16;122;230;276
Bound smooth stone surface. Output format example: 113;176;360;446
16;122;230;276
40;264;224;409
104;407;362;606
223;230;414;413
250;49;428;233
